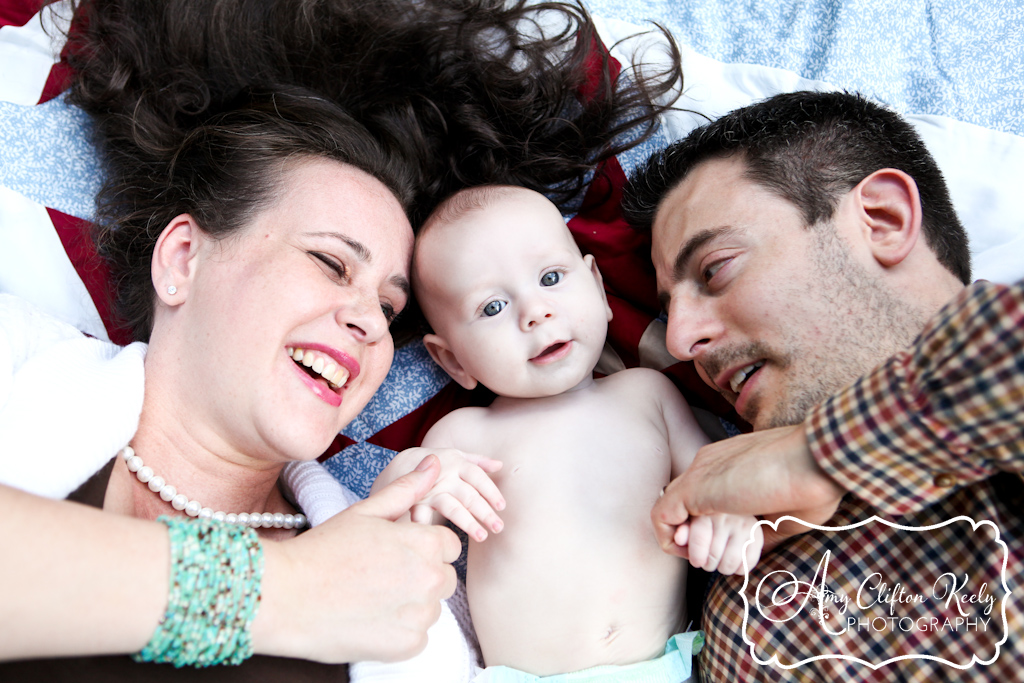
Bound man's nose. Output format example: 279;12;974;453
664;294;721;362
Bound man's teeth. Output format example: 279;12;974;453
287;347;350;389
729;361;764;394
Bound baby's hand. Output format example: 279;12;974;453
372;447;505;542
673;513;763;575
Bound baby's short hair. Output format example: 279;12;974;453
420;184;530;236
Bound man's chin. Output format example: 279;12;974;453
754;393;829;430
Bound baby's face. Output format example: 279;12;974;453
415;189;612;398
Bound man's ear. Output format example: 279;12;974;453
583;253;613;322
152;214;202;305
853;169;923;268
423;333;478;390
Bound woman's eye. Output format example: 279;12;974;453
381;302;399;325
540;271;562;286
312;252;347;280
482;300;506;317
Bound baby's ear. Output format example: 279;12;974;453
583;254;613;322
423;333;478;390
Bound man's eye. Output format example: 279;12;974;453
483;300;506;317
312;252;347;279
702;259;728;284
540;271;562;286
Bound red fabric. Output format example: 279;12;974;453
47;209;134;345
0;0;40;28
39;59;73;103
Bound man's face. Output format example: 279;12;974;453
651;155;923;430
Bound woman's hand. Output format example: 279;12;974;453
373;447;505;541
255;456;463;663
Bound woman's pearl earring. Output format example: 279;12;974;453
167;285;178;295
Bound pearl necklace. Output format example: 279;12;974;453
119;446;307;530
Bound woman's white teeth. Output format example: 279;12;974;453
729;361;764;394
287;347;350;389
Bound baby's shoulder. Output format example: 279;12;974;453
423;405;495;448
600;366;679;396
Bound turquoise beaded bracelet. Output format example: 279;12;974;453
133;515;264;667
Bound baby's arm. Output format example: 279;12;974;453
653;371;764;573
370;409;505;541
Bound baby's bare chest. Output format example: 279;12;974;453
474;402;672;523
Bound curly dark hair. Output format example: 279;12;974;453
64;0;683;225
622;91;971;284
93;88;415;341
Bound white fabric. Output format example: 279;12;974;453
0;1;69;105
351;586;482;683
0;293;145;498
0;185;108;340
280;459;361;526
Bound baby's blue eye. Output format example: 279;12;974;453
483;300;506;317
540;272;562;286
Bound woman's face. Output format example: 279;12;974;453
165;158;413;462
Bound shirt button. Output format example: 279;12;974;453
933;472;957;488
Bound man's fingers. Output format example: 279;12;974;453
355;454;440;521
760;512;832;551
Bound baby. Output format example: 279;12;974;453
365;185;762;682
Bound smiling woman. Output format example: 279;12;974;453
0;90;462;679
146;154;414;463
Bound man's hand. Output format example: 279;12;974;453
675;512;764;575
652;423;846;554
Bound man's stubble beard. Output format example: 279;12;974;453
760;224;928;429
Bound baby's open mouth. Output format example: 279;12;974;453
531;341;569;362
288;347;350;391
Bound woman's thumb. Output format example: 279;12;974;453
353;454;440;521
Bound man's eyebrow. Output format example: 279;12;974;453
657;225;733;310
671;226;732;282
305;231;371;263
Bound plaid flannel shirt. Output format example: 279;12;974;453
700;280;1024;682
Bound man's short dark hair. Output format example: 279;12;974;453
622;91;971;284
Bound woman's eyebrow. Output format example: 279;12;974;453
390;275;410;297
305;231;372;263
